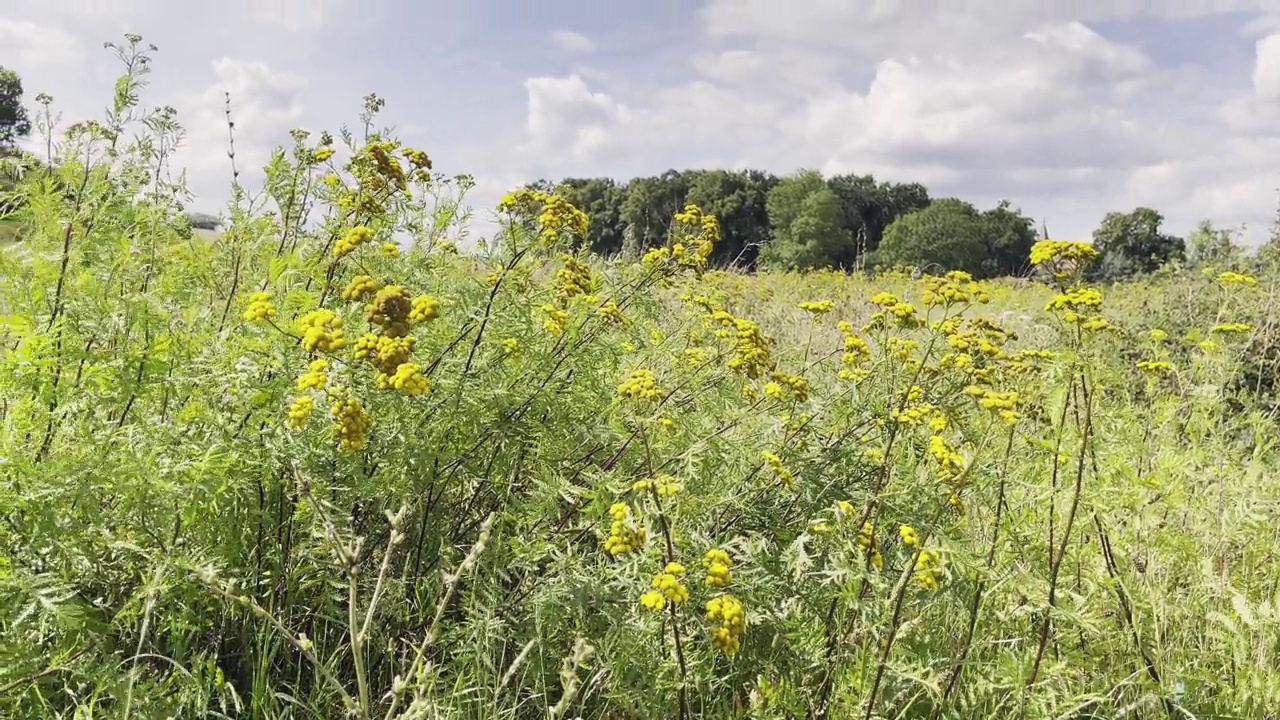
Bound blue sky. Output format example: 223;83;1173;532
7;0;1280;246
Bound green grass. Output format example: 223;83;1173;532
5;42;1280;720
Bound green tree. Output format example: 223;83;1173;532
826;174;931;268
759;170;851;270
874;198;992;275
1186;220;1243;268
619;170;688;250
0;67;33;153
1091;207;1185;278
683;169;776;268
978;200;1038;276
555;177;626;255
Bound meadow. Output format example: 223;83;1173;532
4;40;1280;720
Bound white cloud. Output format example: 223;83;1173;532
173;58;309;207
0;18;83;68
551;29;595;53
243;0;345;32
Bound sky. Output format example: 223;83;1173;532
7;0;1280;246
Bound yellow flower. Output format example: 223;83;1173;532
296;359;329;392
617;369;663;401
286;395;313;427
381;242;401;257
342;275;380;302
242;291;277;322
298;309;346;353
705;595;746;656
334;225;375;258
898;524;919;548
703;549;733;588
409;295;440;323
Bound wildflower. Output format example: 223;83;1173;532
798;300;834;315
1149;328;1168;342
541;304;568;335
335;225;375;258
296;359;329;391
703;549;733;588
243;291;276;322
898;524;919;548
342;275;380;302
769;371;810;402
298;309;347;353
409;295;440;323
599;300;628;325
1136;359;1173;374
330;396;372;452
312;146;336;163
644;563;690;609
761;450;794;490
617;369;663;401
501;337;521;356
554;255;595;301
367;286;412;337
1218;271;1257;286
381;242;400;257
1029;240;1099;277
604;502;646;555
633;474;680;498
705;595;746;656
381;362;430;395
1211;322;1253;334
286;395;313;427
913;548;944;591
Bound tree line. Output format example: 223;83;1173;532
528;169;1215;279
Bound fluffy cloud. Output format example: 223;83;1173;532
551;30;595;53
172;58;309;207
510;1;1280;244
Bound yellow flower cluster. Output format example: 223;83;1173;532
617;368;663;401
868;292;920;328
1029;240;1099;276
633;474;680;497
243;291;276;322
703;548;733;587
705;595;746;656
330;396;373;452
496;189;589;247
342;275;380;302
541;304;568;335
670;204;719;273
312;146;336;163
708;310;774;379
598;300;628;325
409;295;440;322
964;385;1019;424
1217;271;1256;286
927;435;966;481
891;401;945;429
899;524;919;547
1211;322;1253;334
400;147;432;174
554;255;595;301
381;242;400;257
603;502;646;555
914;548;944;590
921;271;989;306
766;371;810;402
501;337;521;356
298;309;347;353
286;395;313;427
1045;287;1109;329
798;300;834;315
1136;359;1173;374
335;226;375;258
367;285;413;337
296;359;329;391
640;562;690;611
761;450;794;490
378;361;430;395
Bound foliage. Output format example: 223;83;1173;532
873;197;1036;278
1091;206;1187;278
0;67;32;152
184;210;222;230
6;34;1280;720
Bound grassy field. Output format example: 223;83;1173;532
5;55;1280;720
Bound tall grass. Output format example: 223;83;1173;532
3;35;1280;720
